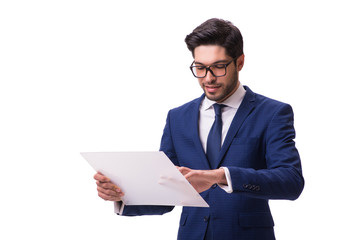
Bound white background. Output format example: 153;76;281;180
1;0;359;239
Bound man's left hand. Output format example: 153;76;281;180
177;167;227;193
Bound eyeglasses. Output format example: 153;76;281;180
190;59;235;78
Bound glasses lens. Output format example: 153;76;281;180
192;66;206;78
210;65;226;77
191;64;227;78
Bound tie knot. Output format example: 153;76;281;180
213;104;224;116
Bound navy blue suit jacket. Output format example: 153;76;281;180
121;86;304;240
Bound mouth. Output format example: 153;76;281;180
204;85;221;93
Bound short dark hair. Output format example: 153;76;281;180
185;18;243;59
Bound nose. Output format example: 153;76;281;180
204;69;216;83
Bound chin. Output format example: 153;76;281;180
205;93;223;102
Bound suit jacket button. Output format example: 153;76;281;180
204;216;209;222
211;184;217;189
243;184;249;189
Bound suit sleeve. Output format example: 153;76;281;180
118;111;177;216
228;104;304;200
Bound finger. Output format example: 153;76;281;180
96;181;122;191
94;173;110;182
184;170;197;179
97;186;124;198
158;175;168;185
98;191;122;201
160;175;179;182
97;184;123;195
94;172;111;182
178;167;191;175
158;175;183;185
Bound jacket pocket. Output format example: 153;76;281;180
238;212;274;227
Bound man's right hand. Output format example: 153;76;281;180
94;172;124;202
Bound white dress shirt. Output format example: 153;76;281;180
199;83;246;193
115;83;246;214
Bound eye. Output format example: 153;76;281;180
213;64;226;69
195;66;206;70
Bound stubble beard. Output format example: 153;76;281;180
204;72;239;103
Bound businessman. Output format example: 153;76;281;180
94;18;304;240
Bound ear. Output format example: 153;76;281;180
236;54;245;71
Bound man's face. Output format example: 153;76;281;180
193;45;243;103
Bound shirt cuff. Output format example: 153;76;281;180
114;201;125;215
218;167;233;193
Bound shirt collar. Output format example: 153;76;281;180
201;82;247;111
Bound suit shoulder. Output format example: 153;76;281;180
254;92;292;110
252;92;295;124
245;86;291;110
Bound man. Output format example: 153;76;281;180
94;18;304;240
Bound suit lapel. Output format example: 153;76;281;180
190;95;212;169
215;86;257;168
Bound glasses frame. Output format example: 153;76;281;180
189;58;235;78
